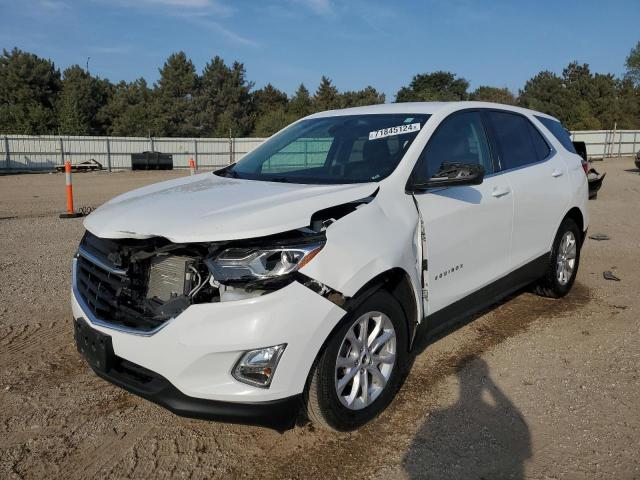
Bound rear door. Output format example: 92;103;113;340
485;110;570;268
411;110;514;320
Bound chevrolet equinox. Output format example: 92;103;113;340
72;102;588;431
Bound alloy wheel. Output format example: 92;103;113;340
556;231;577;285
334;311;396;410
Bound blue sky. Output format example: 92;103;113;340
1;0;638;100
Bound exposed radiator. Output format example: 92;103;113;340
146;255;194;302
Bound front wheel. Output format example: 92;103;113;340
303;291;408;431
534;217;581;298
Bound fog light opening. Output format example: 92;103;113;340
232;344;286;388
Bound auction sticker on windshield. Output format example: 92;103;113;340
369;122;421;140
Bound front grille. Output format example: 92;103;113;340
75;232;173;333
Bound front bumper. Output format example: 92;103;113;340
72;280;346;427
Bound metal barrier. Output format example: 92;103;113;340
570;129;640;159
1;130;639;171
0;135;266;171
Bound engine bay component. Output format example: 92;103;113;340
147;255;195;302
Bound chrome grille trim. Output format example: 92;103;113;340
72;257;174;337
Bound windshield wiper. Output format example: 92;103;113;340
267;177;293;183
219;166;239;178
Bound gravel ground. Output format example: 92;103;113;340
0;159;638;479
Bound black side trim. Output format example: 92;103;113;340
425;253;548;333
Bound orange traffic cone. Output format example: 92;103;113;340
60;160;83;218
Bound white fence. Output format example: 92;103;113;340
0;135;267;171
1;129;638;171
570;130;640;159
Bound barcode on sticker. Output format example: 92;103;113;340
369;122;421;140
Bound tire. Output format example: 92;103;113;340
533;217;581;298
303;290;408;431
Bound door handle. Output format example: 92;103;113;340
552;169;564;177
492;186;511;198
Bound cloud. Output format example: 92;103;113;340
38;0;70;11
99;0;255;47
109;0;235;18
289;0;334;16
88;45;132;55
189;18;258;47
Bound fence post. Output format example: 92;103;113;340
618;130;623;158
194;139;198;168
150;136;155;152
633;132;637;154
106;137;112;172
59;137;65;166
610;123;617;159
4;135;9;169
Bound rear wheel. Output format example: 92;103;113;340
304;291;408;431
534;217;581;298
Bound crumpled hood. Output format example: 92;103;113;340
84;173;377;242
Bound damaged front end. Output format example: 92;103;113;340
74;230;333;334
73;197;374;334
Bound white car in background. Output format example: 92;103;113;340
72;102;588;431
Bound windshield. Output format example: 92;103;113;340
217;113;431;184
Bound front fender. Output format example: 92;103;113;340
300;193;423;320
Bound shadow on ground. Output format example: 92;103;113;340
402;355;531;479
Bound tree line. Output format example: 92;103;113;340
1;42;639;138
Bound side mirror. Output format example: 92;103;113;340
410;162;485;191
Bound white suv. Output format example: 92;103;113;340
72;102;588;431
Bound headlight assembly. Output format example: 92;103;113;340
206;241;324;283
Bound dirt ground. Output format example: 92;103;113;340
0;158;638;479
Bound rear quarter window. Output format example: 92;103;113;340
535;116;577;154
488;111;540;170
528;122;551;161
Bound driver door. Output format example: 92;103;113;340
410;110;514;325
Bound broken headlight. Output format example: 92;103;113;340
206;241;324;283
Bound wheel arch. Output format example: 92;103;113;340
563;206;586;244
345;267;419;352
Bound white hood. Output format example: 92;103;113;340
84;173;377;243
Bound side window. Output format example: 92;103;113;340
412;111;493;182
534;116;577;153
528;122;551;161
488;111;539;170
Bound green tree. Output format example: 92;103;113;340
252;83;288;116
469;86;516;105
151;52;199;137
341;86;385;107
518;71;570;122
615;77;640;129
252;107;295;137
101;78;153;136
0;48;61;134
288;83;313;118
624;40;640;86
519;62;640;130
196;56;229;136
314;76;341;111
395;71;469;102
57;65;112;135
211;61;254;137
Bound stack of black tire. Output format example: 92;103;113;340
131;151;173;170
